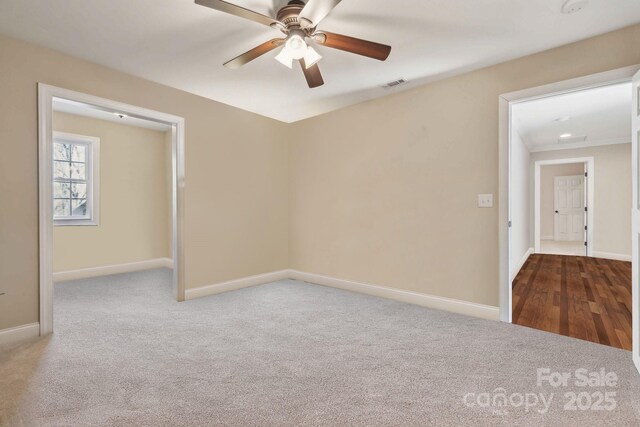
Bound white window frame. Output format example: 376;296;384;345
52;131;100;226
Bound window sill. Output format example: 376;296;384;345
54;219;99;227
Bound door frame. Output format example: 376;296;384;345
534;158;594;254
499;64;640;324
38;84;186;336
631;70;640;372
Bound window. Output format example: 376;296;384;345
53;132;100;226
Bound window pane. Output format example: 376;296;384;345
52;138;95;223
54;161;70;179
70;162;85;180
53;182;70;198
72;199;87;216
71;145;86;162
53;143;70;161
54;199;70;217
71;183;87;199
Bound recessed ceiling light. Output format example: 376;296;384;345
559;133;572;138
554;116;570;122
114;113;127;119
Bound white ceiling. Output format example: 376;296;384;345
512;82;632;151
1;0;640;122
53;98;172;132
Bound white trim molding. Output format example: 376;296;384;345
38;84;186;336
511;248;534;282
527;136;631;153
53;258;173;282
185;270;290;300
288;270;500;321
183;269;499;321
0;323;40;348
592;251;632;262
498;64;640;324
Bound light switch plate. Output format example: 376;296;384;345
478;194;493;208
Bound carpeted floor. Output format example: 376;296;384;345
1;269;639;426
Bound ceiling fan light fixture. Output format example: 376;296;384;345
275;33;321;69
303;46;322;68
286;34;307;60
275;48;294;69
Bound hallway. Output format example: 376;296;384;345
513;253;632;350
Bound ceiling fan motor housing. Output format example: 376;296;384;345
277;1;306;29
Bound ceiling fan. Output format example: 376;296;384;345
195;0;392;88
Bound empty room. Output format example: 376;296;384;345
1;1;640;426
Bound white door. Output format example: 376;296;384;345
554;175;585;242
631;70;640;373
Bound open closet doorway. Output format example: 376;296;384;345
38;85;185;336
499;66;638;355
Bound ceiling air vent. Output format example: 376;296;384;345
383;78;408;89
558;135;587;144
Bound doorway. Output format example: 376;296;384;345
498;66;639;362
38;84;185;336
534;158;594;257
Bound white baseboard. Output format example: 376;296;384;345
185;270;290;300
0;322;40;347
288;270;500;321
184;269;499;321
592;251;632;262
511;247;534;282
53;258;173;282
541;236;554;241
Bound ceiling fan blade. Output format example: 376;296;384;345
195;0;279;27
313;31;391;61
298;0;342;28
299;59;324;88
224;39;285;69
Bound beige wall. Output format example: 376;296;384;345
0;34;289;330
539;163;585;240
52;112;171;272
533;144;632;257
289;24;640;307
1;24;639;330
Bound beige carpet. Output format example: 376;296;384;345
1;268;639;426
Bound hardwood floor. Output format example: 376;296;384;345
512;254;632;351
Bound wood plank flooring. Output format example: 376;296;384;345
512;254;632;351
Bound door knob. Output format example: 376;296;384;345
555;210;559;213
